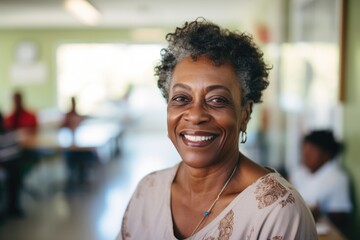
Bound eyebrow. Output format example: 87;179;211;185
206;85;231;94
172;83;231;94
172;83;191;91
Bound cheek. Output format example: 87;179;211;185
214;111;241;135
167;108;181;134
303;154;315;166
303;148;319;167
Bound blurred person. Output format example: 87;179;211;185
118;18;317;239
60;96;94;189
0;110;24;217
61;96;83;130
4;90;40;169
4;90;38;132
290;129;352;236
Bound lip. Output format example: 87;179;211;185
180;130;219;147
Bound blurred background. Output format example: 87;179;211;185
0;0;359;239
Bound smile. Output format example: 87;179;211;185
183;135;215;142
180;132;218;147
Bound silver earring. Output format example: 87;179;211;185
240;131;247;144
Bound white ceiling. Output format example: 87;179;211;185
0;0;274;29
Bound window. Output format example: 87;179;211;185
56;43;163;115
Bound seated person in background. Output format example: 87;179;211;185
61;96;83;130
4;90;38;132
0;110;24;217
3;92;40;205
60;97;90;187
290;129;352;236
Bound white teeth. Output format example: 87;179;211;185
184;135;214;142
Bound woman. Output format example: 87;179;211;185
290;130;352;236
61;96;83;130
119;19;317;239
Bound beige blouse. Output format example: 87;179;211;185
118;164;317;240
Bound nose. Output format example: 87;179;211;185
184;101;211;125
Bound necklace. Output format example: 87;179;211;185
190;160;239;237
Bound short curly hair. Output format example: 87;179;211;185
304;130;344;159
155;18;271;105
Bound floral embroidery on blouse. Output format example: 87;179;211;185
246;226;255;240
205;210;234;240
254;175;288;209
268;236;283;240
280;193;295;208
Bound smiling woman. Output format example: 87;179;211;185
167;57;245;169
117;18;318;240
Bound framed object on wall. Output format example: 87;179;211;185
289;0;347;102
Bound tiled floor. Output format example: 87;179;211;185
0;128;180;240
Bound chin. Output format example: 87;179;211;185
178;150;223;169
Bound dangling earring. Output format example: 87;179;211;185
240;131;247;144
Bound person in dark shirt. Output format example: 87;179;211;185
0;110;24;217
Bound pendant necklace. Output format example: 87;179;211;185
190;160;239;237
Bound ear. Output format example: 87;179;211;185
239;101;253;132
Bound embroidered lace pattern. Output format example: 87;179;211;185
205;210;234;240
254;175;288;209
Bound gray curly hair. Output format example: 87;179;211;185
154;18;271;106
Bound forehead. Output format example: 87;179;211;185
303;142;322;153
172;56;239;90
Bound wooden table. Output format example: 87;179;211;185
16;118;124;187
317;218;347;240
17;118;123;163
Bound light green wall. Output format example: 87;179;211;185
0;28;154;114
344;0;360;239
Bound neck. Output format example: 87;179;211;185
178;154;240;196
15;106;25;113
188;156;240;237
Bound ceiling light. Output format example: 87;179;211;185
64;0;100;26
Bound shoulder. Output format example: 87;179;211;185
138;164;178;186
250;173;317;238
224;172;317;239
318;161;350;187
24;109;37;118
252;172;314;218
327;161;349;177
131;164;178;199
4;112;14;121
121;165;178;238
252;173;298;208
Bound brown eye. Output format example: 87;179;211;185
174;96;187;102
207;96;229;107
211;98;226;103
171;95;190;105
